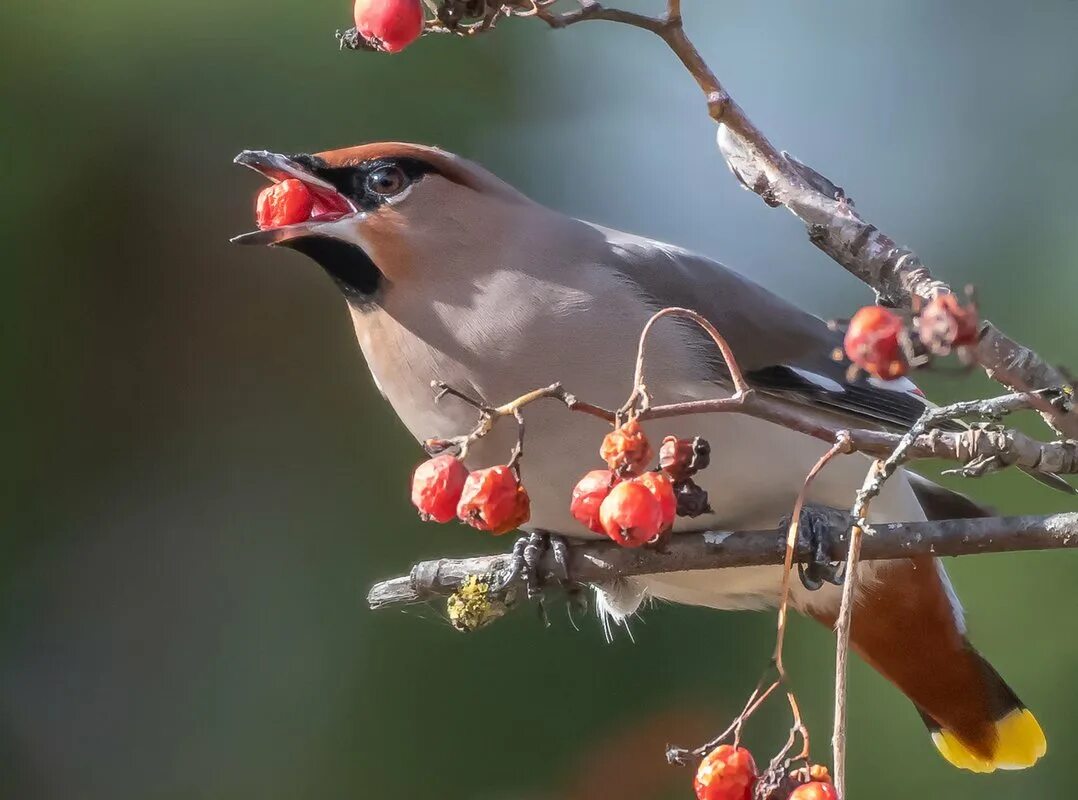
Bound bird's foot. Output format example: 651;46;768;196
792;505;848;591
494;531;577;625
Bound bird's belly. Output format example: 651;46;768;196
351;308;925;617
351;307;484;445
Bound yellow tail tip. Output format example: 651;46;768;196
932;709;1046;773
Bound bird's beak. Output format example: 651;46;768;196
230;150;357;246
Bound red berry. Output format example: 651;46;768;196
256;179;314;229
456;466;530;534
694;745;757;800
410;454;469;523
918;293;979;354
569;470;617;534
353;0;424;53
843;305;909;380
600;419;653;477
635;471;676;532
789;782;839;800
598;479;662;547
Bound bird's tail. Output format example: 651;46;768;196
918;652;1045;772
806;554;1046;773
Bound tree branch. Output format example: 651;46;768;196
367;510;1078;609
432;377;1078;479
539;1;1078;438
646;392;1078;477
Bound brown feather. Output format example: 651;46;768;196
808;477;1020;756
809;557;1019;757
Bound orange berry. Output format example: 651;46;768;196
694;744;757;800
456;466;530;534
410;454;469;523
600;419;653;477
918;293;979;354
569;469;617;534
256;179;313;229
598;480;662;547
789;781;839;800
843;305;909;380
635;471;676;532
353;0;425;53
788;765;832;785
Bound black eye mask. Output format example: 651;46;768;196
295;156;438;212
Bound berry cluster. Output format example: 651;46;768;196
842;292;979;380
408;421;711;545
570;421;712;548
411;455;530;534
694;744;836;800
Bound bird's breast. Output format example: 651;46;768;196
348;304;481;444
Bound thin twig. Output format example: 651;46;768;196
775;436;852;671
831;400;967;794
830;487;872;798
668;673;782;766
623;306;753;418
762;435;853;778
433;371;1078;479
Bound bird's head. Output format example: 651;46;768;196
232;142;534;308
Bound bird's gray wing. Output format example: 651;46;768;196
597;226;933;431
598;226;1075;494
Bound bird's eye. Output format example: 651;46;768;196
366;165;409;197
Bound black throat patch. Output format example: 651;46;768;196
281;235;384;308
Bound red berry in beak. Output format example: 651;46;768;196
569;469;617;534
693;744;757;800
843;305;909;379
256;179;314;229
410;454;469;523
598;479;663;547
353;0;425;53
456;466;531;534
600;419;653;477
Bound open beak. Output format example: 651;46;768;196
230;150;357;246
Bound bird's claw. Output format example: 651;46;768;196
793;505;848;591
494;531;574;624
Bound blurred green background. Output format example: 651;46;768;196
3;1;1078;798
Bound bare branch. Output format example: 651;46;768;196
538;1;1078;437
647;391;1078;476
367;510;1078;609
440;373;1078;478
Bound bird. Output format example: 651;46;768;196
232;141;1046;773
